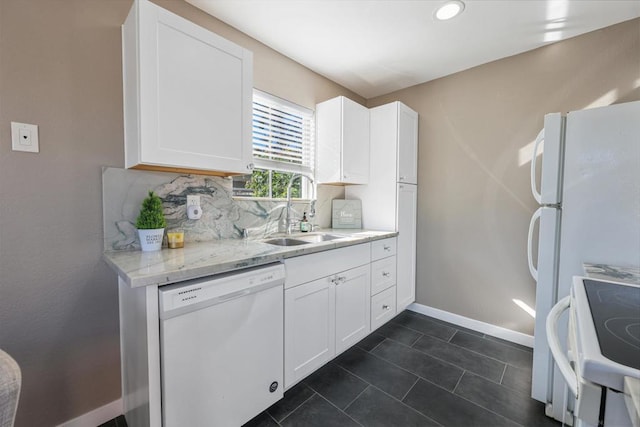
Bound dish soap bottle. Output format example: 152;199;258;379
300;212;310;232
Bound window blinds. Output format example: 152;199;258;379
251;90;314;175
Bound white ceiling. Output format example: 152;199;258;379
186;0;640;99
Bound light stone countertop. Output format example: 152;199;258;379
104;229;397;288
583;263;640;285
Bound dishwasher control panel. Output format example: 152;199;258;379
159;263;285;317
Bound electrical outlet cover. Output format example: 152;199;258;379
11;122;39;153
187;195;201;207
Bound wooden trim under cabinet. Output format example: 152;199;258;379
131;164;242;177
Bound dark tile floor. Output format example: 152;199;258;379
102;310;560;427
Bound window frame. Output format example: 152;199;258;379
232;90;315;200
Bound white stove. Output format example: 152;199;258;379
547;276;640;427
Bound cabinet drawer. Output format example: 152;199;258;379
371;238;396;261
285;243;370;289
371;256;396;295
371;286;397;331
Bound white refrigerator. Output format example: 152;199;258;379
527;100;640;422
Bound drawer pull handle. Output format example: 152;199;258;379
382;272;390;277
333;276;346;284
382;305;391;310
383;245;391;251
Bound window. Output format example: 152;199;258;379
232;90;315;198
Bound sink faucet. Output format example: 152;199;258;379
286;172;315;234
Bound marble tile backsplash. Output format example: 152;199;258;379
102;167;343;251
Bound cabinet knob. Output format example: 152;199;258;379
382;305;390;310
399;175;406;180
382;272;390;277
383;245;391;251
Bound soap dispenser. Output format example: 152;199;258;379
300;212;310;232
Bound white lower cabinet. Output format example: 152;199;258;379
335;265;371;355
396;184;417;311
283;239;401;390
284;263;371;388
284;244;371;389
284;277;335;389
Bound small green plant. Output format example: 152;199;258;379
136;191;167;230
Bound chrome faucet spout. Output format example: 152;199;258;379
285;173;314;234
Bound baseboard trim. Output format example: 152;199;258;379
57;398;122;427
407;303;534;348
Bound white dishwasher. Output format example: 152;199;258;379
159;263;285;427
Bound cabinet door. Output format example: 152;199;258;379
284;278;335;389
396;183;417;311
126;0;253;175
342;97;370;184
397;103;419;184
335;265;371;355
316;96;369;184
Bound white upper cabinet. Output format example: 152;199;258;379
122;0;254;176
397;103;419;184
316;96;370;185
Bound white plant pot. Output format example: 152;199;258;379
138;228;165;252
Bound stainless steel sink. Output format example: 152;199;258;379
263;233;347;246
295;233;344;243
263;238;310;246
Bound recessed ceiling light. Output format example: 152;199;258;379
434;0;465;21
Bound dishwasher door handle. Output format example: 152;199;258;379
217;288;253;303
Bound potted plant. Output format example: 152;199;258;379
136;191;166;251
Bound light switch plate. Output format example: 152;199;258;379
11;122;39;153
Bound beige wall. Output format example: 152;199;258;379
369;18;640;335
0;1;356;425
1;0;638;423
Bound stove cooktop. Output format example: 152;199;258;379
583;279;640;370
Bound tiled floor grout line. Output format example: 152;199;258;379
451;370;465;394
341;384;371;413
275;389;317;424
365;336;386;353
264;410;281;426
417;330;529;371
359;380;444;427
400;376;421;401
312;390;365;426
408;331;424;347
357;342;475;399
499;363;508;384
450;385;528;427
400;336;505;386
400;311;533;355
388;317;457;342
